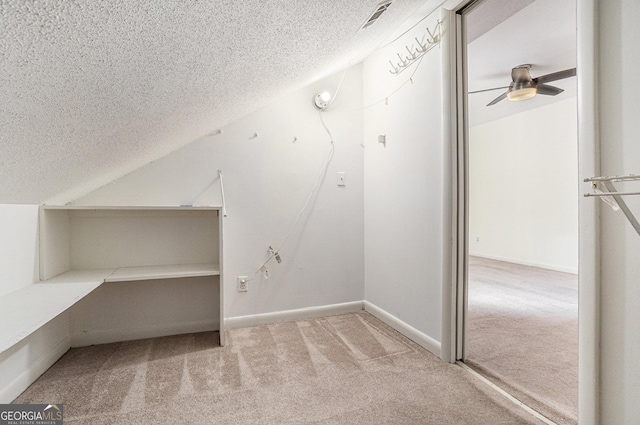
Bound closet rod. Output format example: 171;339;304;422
584;174;640;183
585;191;640;197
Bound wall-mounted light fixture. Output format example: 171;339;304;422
313;91;332;110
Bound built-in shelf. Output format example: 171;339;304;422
1;205;225;359
0;281;103;354
43;263;219;285
38;205;225;346
105;263;220;282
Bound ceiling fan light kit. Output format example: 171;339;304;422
507;85;537;101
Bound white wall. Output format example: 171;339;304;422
362;13;444;353
69;277;219;346
597;0;640;422
71;65;365;324
0;205;39;297
469;98;579;273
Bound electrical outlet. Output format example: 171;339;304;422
237;276;248;292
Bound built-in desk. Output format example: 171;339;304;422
38;206;225;346
0;280;102;355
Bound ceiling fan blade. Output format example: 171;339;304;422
511;66;532;83
534;68;576;84
536;83;564;96
469;86;509;94
487;91;508;106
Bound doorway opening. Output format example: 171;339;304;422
451;1;579;424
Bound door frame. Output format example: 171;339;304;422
439;1;600;423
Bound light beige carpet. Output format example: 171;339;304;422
15;312;543;424
466;256;578;425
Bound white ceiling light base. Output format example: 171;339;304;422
313;92;332;110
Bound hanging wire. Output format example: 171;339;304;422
245;72;343;282
247;139;335;281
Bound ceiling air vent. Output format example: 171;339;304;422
362;1;393;29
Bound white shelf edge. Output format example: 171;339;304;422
45;264;220;284
104;263;220;282
44;269;115;283
40;205;222;211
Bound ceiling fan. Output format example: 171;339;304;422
470;64;577;106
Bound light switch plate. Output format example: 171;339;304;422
337;172;346;187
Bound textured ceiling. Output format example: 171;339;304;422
0;0;430;204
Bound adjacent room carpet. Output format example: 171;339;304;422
15;312;543;424
466;256;578;425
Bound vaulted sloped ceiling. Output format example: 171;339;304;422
0;0;433;204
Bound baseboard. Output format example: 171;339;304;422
225;301;441;358
0;336;70;403
469;252;578;275
71;319;219;347
363;301;441;357
224;301;364;329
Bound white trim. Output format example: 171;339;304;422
576;0;600;423
444;3;598;424
224;301;364;329
364;301;441;357
42;205;221;211
443;2;470;364
218;213;226;347
469;252;578;275
0;336;70;403
70;319;219;347
440;6;457;364
457;362;559;425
